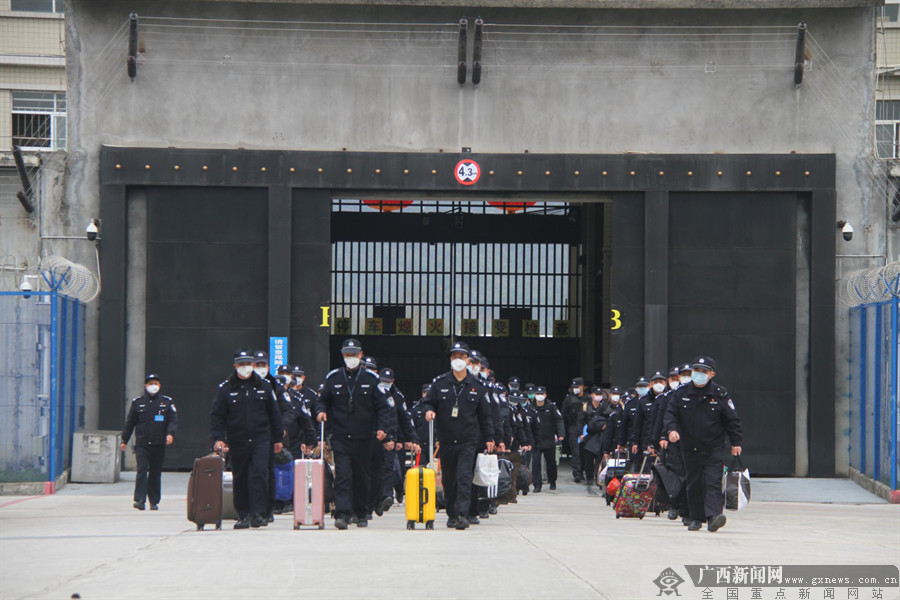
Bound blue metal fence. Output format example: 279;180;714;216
849;297;899;490
0;291;85;483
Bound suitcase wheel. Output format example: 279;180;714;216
425;520;434;531
522;490;528;496
318;522;325;530
215;521;222;530
293;523;299;530
639;515;644;520
616;515;620;519
406;520;415;530
196;523;203;531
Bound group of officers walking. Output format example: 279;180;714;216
120;338;743;533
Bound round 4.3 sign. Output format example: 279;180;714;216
455;159;481;186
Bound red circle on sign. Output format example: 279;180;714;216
455;159;481;186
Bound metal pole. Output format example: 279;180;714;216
472;18;483;86
127;13;139;80
69;300;79;453
49;292;58;483
875;304;884;482
59;297;68;472
794;22;807;85
457;18;468;85
891;297;898;490
860;307;867;474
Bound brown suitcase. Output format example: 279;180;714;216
187;452;224;530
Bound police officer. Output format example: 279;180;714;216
637;371;667;453
120;374;177;510
649;366;690;521
618;381;645;468
210;349;284;529
578;386;608;485
422;341;495;530
560;377;587;482
664;356;743;533
315;339;391;530
530;385;565;492
373;367;419;515
600;386;625;460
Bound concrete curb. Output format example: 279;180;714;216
0;469;68;496
849;467;900;503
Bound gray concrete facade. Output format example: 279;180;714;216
0;1;891;475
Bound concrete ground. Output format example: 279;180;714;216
1;469;898;600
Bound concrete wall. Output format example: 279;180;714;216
57;0;892;472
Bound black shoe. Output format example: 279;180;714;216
682;516;692;526
382;497;394;513
573;475;583;483
349;515;359;524
549;483;557;490
707;514;727;532
234;517;251;529
668;508;679;520
533;487;542;493
334;518;348;530
357;518;368;528
688;520;702;531
266;513;274;523
446;517;459;528
149;504;158;511
479;511;489;519
133;502;145;511
468;515;480;525
374;505;384;517
366;513;374;521
488;504;497;515
250;514;266;528
456;516;469;530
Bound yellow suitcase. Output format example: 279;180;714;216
405;464;436;530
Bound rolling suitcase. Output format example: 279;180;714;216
614;453;656;519
187;451;224;530
603;450;629;506
293;422;326;530
222;471;239;520
405;420;436;530
274;449;294;502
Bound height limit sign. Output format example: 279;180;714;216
455;159;481;186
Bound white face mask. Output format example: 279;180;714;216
669;380;680;390
592;395;603;403
535;394;546;402
236;365;254;378
254;366;269;379
378;382;391;393
469;364;481;375
679;375;691;385
610;395;620;403
145;384;160;395
344;356;361;370
572;388;580;395
281;375;293;386
652;383;666;394
451;358;467;372
479;370;488;379
636;386;650;397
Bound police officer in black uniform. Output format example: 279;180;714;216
664;356;743;533
422;341;495;530
560;377;587;482
210;349;284;529
315;339;391;530
530;385;565;492
636;371;667;453
600;386;625;460
578;386;608;485
619;380;646;469
120;373;178;510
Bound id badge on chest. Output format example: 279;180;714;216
154;414;164;422
451;405;459;418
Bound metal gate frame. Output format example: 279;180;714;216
98;147;836;474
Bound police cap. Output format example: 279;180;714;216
535;385;547;394
590;385;605;395
253;350;269;364
668;367;680;377
341;338;363;354
276;364;292;374
364;355;378;370
692;356;717;372
508;377;521;387
292;365;305;376
679;363;692;374
635;377;650;386
470;349;484;363
649;371;667;382
145;373;161;383
233;348;254;364
449;341;470;356
571;377;584;387
379;368;395;383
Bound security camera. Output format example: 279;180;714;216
86;219;99;241
838;221;853;242
19;278;32;298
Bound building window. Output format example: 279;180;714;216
876;100;900;158
10;0;65;12
11;91;66;151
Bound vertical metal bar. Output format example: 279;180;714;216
794;22;807;85
450;242;456;339
49;292;58;483
472;17;483;85
860;307;867;474
59;297;68;471
128;12;139;80
70;301;80;450
891;297;898;490
875;304;883;481
457;18;468;85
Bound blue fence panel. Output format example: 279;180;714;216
0;291;84;483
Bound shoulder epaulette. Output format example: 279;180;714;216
326;368;341;378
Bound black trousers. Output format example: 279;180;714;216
383;449;402;499
566;425;582;476
664;443;689;516
441;443;477;520
682;446;725;521
332;436;374;520
581;447;600;484
532;446;557;489
367;441;386;513
133;444;165;504
229;438;271;518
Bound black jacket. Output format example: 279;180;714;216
385;386;418;445
121;393;178;445
649;387;683;449
280;388;317;449
663;381;743;451
517;403;535;448
560;391;587;428
315;367;392;439
422;371;494;446
601;403;624;454
632;393;659;450
210;372;283;445
530;401;565;449
619;397;642;447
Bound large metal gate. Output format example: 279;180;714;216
329;198;588;401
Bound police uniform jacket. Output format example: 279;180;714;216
648;388;680;449
315;367;392;439
633;393;660;450
422;371;494;446
618;397;642;447
663;381;743;451
576;399;607;432
385;387;418;445
517;403;535;447
121;393;178;445
582;407;609;456
530;401;565;449
210;371;283;445
601;403;624;454
498;399;517;449
281;388;317;449
560;392;586;428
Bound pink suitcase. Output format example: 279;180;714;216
614;453;656;519
293;423;326;530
